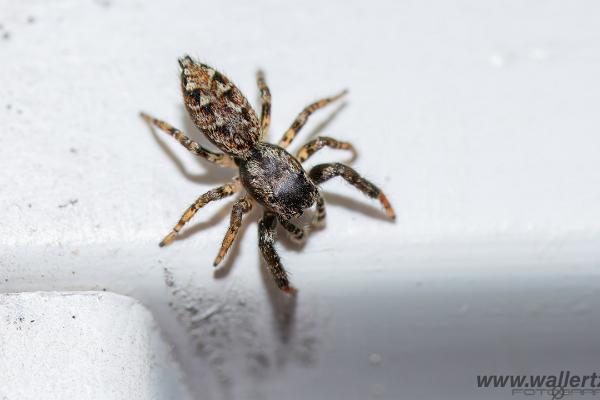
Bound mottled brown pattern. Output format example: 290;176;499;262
141;56;394;292
179;56;260;156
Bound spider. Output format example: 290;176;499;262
140;55;395;293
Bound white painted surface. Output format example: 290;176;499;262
0;291;191;400
1;0;600;399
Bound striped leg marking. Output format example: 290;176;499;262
313;191;327;227
309;163;395;220
256;70;271;140
213;196;253;266
259;211;295;293
278;90;347;148
296;136;357;163
277;216;307;243
140;112;235;167
159;180;239;247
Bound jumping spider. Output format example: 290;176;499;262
141;55;395;293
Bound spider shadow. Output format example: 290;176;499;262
304;102;348;143
322;191;394;222
208;203;299;346
259;250;297;345
255;190;392;351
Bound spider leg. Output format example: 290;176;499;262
213;196;253;266
309;163;395;219
313;190;327;227
296;136;357;163
140;112;235;167
277;215;307;243
159;180;240;247
259;211;296;293
256;70;271;140
278;90;347;148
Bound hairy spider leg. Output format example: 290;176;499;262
313;190;327;227
259;211;296;293
160;180;240;247
309;163;395;219
277;215;306;243
278;90;348;148
296;136;357;163
256;70;271;140
140;112;235;167
213;196;253;266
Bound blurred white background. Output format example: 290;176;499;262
1;0;600;399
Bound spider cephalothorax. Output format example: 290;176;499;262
141;55;395;293
239;143;319;219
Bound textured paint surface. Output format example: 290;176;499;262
0;292;192;400
1;0;600;399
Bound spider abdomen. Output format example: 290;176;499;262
239;143;318;218
179;56;261;157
